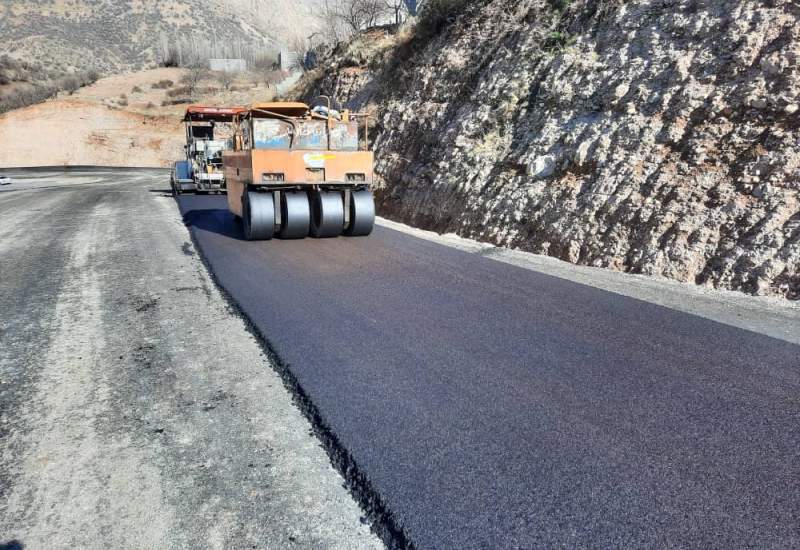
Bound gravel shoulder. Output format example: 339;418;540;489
0;170;382;549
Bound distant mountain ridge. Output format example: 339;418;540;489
0;0;321;73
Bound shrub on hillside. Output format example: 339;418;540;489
151;79;174;89
547;0;573;11
0;67;100;113
167;86;192;98
0;55;22;82
0;85;57;114
252;55;278;71
162;98;190;106
415;0;479;42
0;55;16;71
62;76;81;94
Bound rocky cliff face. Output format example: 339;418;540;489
295;0;800;299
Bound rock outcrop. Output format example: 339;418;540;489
294;0;800;299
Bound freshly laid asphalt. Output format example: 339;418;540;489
178;194;800;549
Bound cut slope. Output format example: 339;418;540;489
291;0;800;299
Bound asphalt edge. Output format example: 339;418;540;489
179;205;414;550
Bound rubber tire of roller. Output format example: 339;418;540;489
344;189;375;237
243;191;275;241
310;191;345;238
279;191;311;239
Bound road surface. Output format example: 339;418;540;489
1;169;798;550
0;170;381;549
177;193;800;550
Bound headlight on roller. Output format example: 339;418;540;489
346;173;366;182
262;173;285;182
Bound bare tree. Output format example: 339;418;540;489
250;54;284;90
182;62;207;98
219;71;234;91
320;0;349;43
257;68;284;97
385;0;406;24
319;0;390;41
351;0;390;30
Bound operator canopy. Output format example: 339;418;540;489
184;106;245;123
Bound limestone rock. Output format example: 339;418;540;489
528;156;556;179
294;0;800;299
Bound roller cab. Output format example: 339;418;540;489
223;102;375;240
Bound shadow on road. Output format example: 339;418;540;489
182;208;244;240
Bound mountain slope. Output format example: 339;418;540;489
0;0;321;73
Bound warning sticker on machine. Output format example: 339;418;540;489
303;153;336;168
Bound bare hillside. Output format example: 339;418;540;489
0;0;322;73
0;67;285;168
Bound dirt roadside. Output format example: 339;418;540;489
0;170;382;549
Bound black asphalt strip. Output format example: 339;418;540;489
178;194;800;550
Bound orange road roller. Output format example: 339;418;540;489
223;101;375;240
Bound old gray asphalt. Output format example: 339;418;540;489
0;170;381;549
178;193;800;550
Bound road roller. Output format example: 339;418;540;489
223;101;375;240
